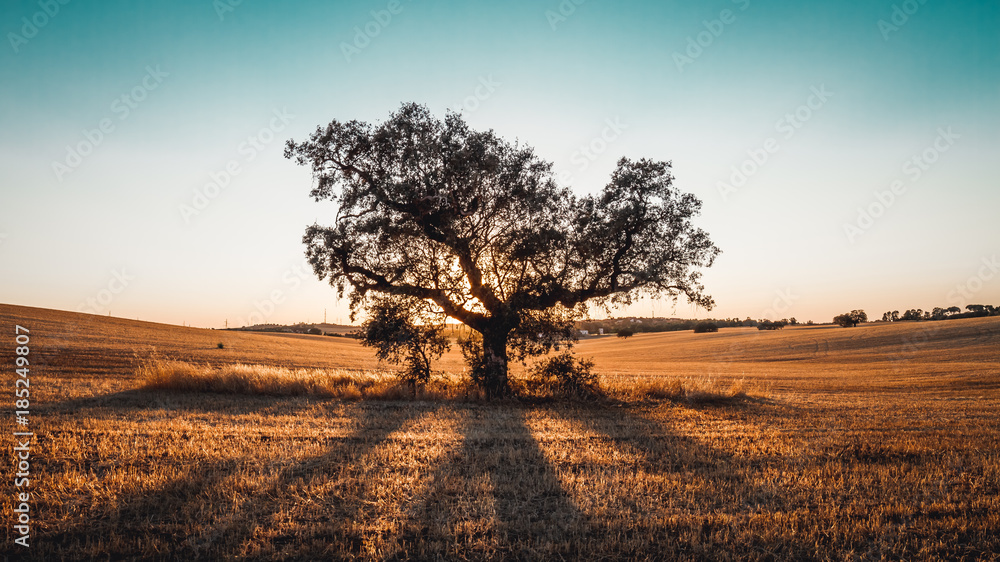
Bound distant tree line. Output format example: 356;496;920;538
880;305;998;323
830;304;999;328
579;317;737;335
756;319;787;330
578;316;802;334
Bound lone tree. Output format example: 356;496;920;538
616;328;636;339
286;103;720;398
693;321;719;333
834;310;867;327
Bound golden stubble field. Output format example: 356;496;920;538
2;303;999;560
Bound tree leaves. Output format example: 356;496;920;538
287;102;720;394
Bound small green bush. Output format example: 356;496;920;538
693;322;718;333
526;352;602;398
217;342;225;349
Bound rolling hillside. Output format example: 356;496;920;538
2;302;998;401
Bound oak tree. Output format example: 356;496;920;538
286;103;719;397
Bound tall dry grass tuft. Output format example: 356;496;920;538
138;359;473;401
602;374;764;403
139;359;759;404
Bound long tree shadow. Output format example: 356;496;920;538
204;401;436;559
29;394;821;560
385;404;592;560
549;402;813;559
31;401;431;561
39;386;334;420
39;387;320;417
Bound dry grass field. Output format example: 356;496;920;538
2;303;999;560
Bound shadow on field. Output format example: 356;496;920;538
35;397;812;560
200;402;433;559
677;394;804;420
37;402;429;561
384;405;589;560
549;404;803;558
41;388;317;417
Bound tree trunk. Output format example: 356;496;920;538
480;327;510;399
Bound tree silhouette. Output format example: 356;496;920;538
359;296;449;391
286;103;720;397
834;310;867;327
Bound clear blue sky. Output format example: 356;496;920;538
1;0;998;327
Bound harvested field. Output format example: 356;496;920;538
2;304;998;560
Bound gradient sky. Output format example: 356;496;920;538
1;0;998;328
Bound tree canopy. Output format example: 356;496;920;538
285;103;720;397
834;310;867;328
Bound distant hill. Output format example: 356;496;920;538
0;303;384;380
3;302;999;391
229;321;358;336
